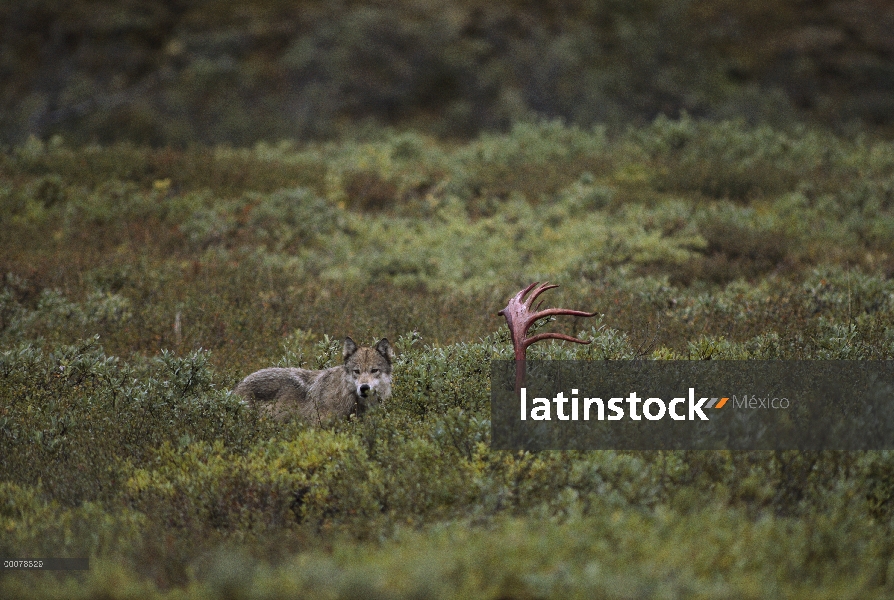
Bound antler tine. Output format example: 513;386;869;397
523;282;559;310
523;331;592;350
527;306;599;328
498;281;539;317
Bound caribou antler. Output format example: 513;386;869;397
498;282;598;393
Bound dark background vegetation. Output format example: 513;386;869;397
3;0;894;145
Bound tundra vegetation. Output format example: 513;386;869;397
2;118;894;598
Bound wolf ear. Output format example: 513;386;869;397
343;337;358;360
375;338;394;362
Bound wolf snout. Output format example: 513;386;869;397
359;384;371;397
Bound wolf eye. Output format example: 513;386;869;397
371;369;379;374
353;369;361;375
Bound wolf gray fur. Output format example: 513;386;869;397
234;337;394;423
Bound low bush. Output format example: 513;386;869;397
2;120;894;597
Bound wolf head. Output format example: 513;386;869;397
343;337;394;405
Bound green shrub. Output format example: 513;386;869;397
3;121;894;597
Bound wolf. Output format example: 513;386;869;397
234;337;394;424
